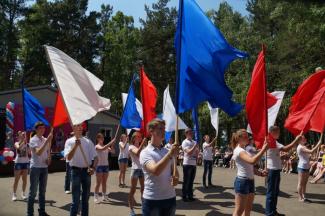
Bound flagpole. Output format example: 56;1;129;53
262;44;268;186
173;115;179;177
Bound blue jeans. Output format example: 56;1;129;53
70;168;91;216
27;167;48;216
266;169;281;216
142;197;176;216
182;165;196;198
65;162;71;191
203;160;213;186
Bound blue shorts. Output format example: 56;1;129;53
118;158;128;164
14;163;29;170
131;169;144;178
234;177;255;194
297;167;309;173
96;165;109;173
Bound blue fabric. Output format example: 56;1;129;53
96;165;109;173
14;163;29;170
234;177;255;194
203;160;213;186
64;162;71;191
174;0;248;116
266;169;281;216
165;131;173;142
182;165;196;198
23;88;49;131
142;197;176;216
191;107;200;142
120;74;142;129
27;167;48;216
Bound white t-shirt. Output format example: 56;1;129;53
233;146;254;179
118;142;129;159
96;147;109;166
266;141;284;170
182;139;197;166
245;144;257;157
14;142;29;164
202;142;213;161
140;144;175;200
297;144;310;169
64;136;97;168
29;136;49;168
129;144;141;169
165;143;172;150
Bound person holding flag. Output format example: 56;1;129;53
231;129;268;216
202;135;217;188
64;124;98;216
27;122;53;216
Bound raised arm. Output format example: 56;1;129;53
239;141;268;165
130;138;147;157
301;133;323;154
184;142;198;155
282;134;302;152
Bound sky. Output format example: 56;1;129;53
29;0;249;27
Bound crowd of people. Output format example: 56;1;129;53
9;120;325;216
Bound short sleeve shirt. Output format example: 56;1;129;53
266;141;284;170
29;136;48;168
182;139;197;166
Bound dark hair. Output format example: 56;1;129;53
34;121;45;129
269;125;280;133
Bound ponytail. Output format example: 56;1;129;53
230;129;247;149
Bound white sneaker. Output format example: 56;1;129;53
65;190;71;194
21;192;27;200
12;193;17;201
102;194;109;202
94;194;100;204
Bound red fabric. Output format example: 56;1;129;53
140;67;158;136
246;48;276;149
52;91;69;127
285;70;325;135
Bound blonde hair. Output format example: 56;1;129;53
131;131;143;145
230;129;247;149
96;133;104;143
147;118;165;132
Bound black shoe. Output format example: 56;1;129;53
39;212;50;216
208;184;216;187
203;184;208;188
275;211;285;216
182;197;190;202
188;197;197;202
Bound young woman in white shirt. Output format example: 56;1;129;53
94;133;116;204
231;129;268;216
296;134;322;202
118;134;129;187
128;132;146;216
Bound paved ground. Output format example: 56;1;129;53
0;166;324;216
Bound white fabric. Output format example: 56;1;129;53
207;102;219;134
297;144;311;169
233;146;254;179
14;142;29;164
96;148;109;166
182;139;197;166
247;91;285;133
165;143;172;150
45;45;111;126
64;136;97;168
266;141;284;170
129;145;142;169
140;144;176;200
118;142;129;159
163;85;188;132
29;136;48;168
121;93;143;134
202;142;213;161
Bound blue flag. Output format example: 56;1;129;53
192;107;200;142
23;88;49;130
120;75;142;129
175;0;248;116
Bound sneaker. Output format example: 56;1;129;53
21;192;27;200
130;209;136;216
188;197;197;202
102;194;109;202
94;194;100;204
182;197;190;202
12;193;17;201
65;190;71;194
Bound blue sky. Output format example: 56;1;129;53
29;1;248;26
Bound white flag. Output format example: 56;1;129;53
45;45;111;126
121;93;143;134
207;102;219;134
247;91;285;133
163;85;188;132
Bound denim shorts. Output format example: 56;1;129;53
142;197;176;216
234;177;255;194
297;167;309;173
96;165;109;173
118;158;128;164
14;163;29;170
131;169;144;179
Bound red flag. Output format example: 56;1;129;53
140;67;158;136
285;70;325;135
246;47;277;149
52;91;69;127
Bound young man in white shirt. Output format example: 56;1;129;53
27;122;53;216
140;118;179;216
64;124;98;216
265;126;302;216
202;135;217;188
182;128;199;202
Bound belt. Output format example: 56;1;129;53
71;166;88;170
